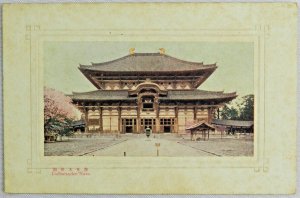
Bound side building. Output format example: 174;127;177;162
69;49;237;134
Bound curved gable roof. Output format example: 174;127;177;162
79;53;217;72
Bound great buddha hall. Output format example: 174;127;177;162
70;49;237;134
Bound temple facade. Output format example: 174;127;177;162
70;49;237;134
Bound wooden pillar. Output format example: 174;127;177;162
84;107;89;133
156;101;160;133
208;107;212;123
193;106;197;121
175;106;178;133
208;129;210;140
136;101;141;133
184;105;188;132
97;105;101;133
118;106;121;133
99;107;103;132
109;107;112;133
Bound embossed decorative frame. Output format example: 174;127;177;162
25;26;269;173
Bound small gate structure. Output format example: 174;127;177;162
186;121;215;141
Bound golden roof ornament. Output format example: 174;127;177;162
129;48;135;55
159;48;165;54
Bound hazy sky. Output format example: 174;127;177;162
44;41;253;97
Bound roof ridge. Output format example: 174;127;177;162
133;52;161;56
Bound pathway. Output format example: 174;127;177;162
85;136;215;156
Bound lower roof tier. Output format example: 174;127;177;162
69;89;237;104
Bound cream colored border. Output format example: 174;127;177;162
4;4;296;194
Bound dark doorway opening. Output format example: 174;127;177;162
142;96;155;111
164;126;171;133
125;126;133;133
143;103;153;109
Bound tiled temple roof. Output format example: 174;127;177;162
79;53;217;72
69;90;132;101
161;90;237;100
186;121;216;131
212;119;254;127
69;89;237;102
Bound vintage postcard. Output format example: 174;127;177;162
3;3;297;194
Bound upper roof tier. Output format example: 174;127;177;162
78;52;218;89
79;53;217;72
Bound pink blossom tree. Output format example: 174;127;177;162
44;87;79;135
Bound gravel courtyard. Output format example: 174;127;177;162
44;136;127;156
44;133;254;157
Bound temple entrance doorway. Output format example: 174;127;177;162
125;126;133;133
141;118;156;133
160;118;175;133
122;118;137;133
164;126;171;133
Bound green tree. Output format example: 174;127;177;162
44;117;74;136
220;104;239;120
239;94;254;121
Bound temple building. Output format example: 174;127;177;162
70;49;237;134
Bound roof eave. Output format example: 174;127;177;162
78;67;101;89
161;93;237;101
193;66;218;88
78;66;217;74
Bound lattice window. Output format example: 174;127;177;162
160;118;174;125
122;118;136;126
